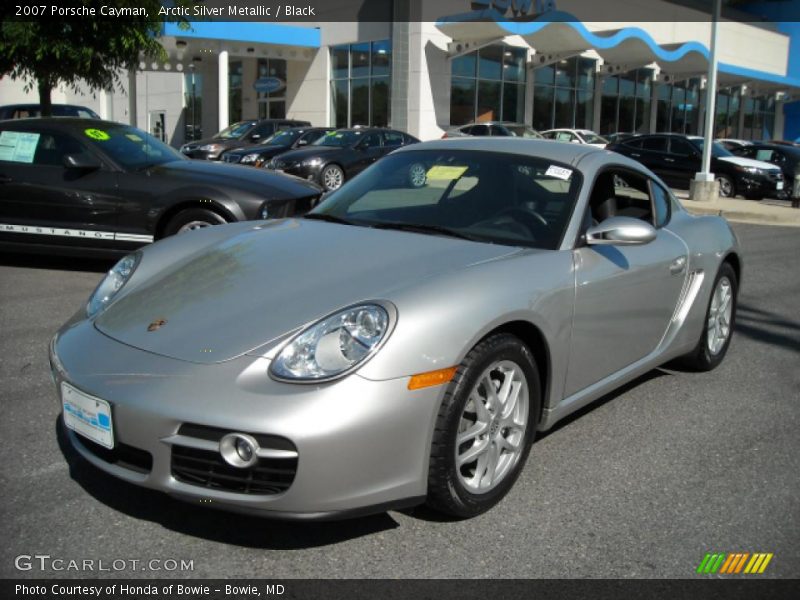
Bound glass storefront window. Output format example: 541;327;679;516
229;61;242;124
257;58;287;120
330;41;392;128
532;55;598;131
598;69;652;135
449;43;527;125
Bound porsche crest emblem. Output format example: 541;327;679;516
147;318;167;332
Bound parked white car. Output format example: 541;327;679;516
542;129;609;148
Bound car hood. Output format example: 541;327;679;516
148;160;322;197
273;146;348;163
225;144;289;158
718;155;781;172
94;220;521;364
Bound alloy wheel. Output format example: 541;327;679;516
455;360;529;493
707;275;733;355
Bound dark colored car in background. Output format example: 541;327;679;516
733;143;800;194
605;132;640;144
180;118;311;160
221;126;335;167
265;128;419;191
0;104;100;119
607;133;784;199
442;121;543;139
0;119;322;256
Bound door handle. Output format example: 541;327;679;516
631;153;641;157
669;256;687;275
664;157;675;163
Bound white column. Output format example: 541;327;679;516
127;69;137;126
697;0;720;181
218;50;229;132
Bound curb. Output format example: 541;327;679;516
681;202;800;227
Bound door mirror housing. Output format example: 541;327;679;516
586;216;657;246
63;152;102;171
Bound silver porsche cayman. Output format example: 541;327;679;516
50;138;741;520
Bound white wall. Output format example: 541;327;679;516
286;51;329;126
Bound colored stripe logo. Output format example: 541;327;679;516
696;552;774;574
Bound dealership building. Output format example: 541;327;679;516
2;0;799;145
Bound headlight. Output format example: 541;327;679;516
736;165;760;175
270;303;394;382
86;253;140;318
302;157;323;167
200;143;224;153
241;153;260;164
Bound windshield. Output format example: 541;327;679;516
265;130;302;146
690;138;734;158
216;121;256;140
505;125;544;139
314;130;361;147
579;132;608;144
82;124;184;170
309;149;582;250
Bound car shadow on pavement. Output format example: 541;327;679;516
0;251;114;273
55;419;400;548
734;302;800;356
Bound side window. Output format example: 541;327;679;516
471;125;489;137
624;138;644;149
490;125;507;136
650;182;671;228
587;170;654;226
459;125;473;135
668;138;695;156
359;133;382;149
641;137;667;152
555;131;573;142
383;131;404;147
736;146;756;158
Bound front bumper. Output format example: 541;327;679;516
50;321;441;519
734;172;784;196
180;147;222;160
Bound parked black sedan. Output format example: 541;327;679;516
220;126;334;167
0;119;323;256
265;128;419;191
607;133;784;199
731;143;800;195
180;118;311;160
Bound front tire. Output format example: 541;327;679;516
164;208;228;237
320;164;345;191
426;333;540;518
716;175;735;198
679;262;738;371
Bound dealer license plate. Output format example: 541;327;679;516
61;382;114;449
776;181;784;190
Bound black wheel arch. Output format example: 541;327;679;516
155;197;240;240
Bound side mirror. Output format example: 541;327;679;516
63;153;101;171
586;216;656;246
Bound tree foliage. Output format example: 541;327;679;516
0;1;194;115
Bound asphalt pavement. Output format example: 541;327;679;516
0;223;798;579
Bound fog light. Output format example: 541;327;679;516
219;433;259;468
236;438;253;462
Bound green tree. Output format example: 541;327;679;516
0;1;194;115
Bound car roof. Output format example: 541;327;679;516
393;137;602;164
0;117;118;130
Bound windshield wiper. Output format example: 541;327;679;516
303;213;356;226
369;221;481;242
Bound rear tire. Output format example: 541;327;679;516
426;333;540;518
164;208;228;237
678;262;737;371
